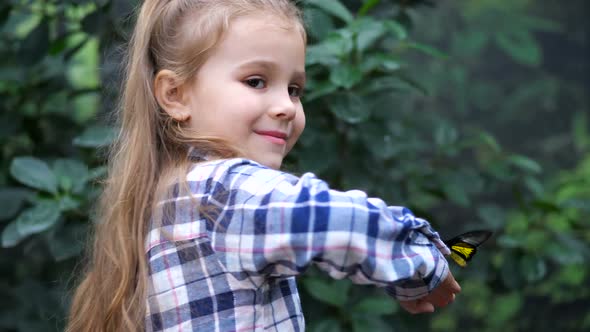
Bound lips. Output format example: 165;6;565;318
256;130;287;139
255;130;288;145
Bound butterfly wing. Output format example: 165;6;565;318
444;230;492;267
453;230;493;247
449;251;467;267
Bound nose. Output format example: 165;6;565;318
268;90;297;120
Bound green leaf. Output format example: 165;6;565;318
297;131;339;173
360;53;401;74
520;15;562;33
53;159;89;193
495;29;541;67
359;121;398;159
48;34;69;55
523;176;544;197
73;125;116;148
304;80;339;101
329;64;362;89
306;0;354;23
10;157;58;194
496;235;521;249
572;111;589;151
303;7;335;41
351;18;386;52
306;46;336;67
351;296;397;315
351;315;391;332
67;37;100;90
441;181;469;207
47;224;86;261
491;293;522;324
554;232;588;264
477;204;505;230
393;75;429;95
72;92;101;123
360;76;424;95
434;122;458;146
520;255;546;282
358;0;380;17
311;319;342;332
505;212;530;233
0;65;25;85
15;201;61;238
1;220;25;248
452;30;489;56
478;132;502;152
306;31;354;66
556;264;586;286
383;20;407;40
508;155;542;174
88;165;108;181
485;159;512;181
500;253;525;289
302;278;350;308
402;41;448;59
0;187;33;221
328;92;370;124
58;195;82;212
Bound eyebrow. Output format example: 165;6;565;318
237;59;306;83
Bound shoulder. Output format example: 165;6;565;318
186;158;323;196
187;157;284;179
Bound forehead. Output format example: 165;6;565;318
210;14;306;66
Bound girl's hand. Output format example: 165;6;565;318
398;272;461;314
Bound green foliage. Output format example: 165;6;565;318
0;0;588;331
296;0;589;331
0;0;128;329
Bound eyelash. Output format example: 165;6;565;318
244;78;304;98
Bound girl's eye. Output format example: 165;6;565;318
288;85;303;97
245;78;266;89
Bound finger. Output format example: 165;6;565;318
399;299;435;314
430;292;456;307
444;273;461;293
423;291;449;307
424;278;460;307
424;287;455;307
414;299;435;313
449;293;456;303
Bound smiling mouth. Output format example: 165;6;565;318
255;130;288;145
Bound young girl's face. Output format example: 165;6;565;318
185;14;306;169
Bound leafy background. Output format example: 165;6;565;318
0;0;588;331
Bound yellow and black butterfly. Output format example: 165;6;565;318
444;230;493;267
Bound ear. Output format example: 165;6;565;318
153;69;192;122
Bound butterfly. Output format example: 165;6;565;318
444;230;493;267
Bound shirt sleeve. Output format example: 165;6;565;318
194;159;450;300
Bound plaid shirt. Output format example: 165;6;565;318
145;156;451;331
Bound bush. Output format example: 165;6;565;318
0;0;588;331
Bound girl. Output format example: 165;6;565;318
67;0;461;331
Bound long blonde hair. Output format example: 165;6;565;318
66;1;305;331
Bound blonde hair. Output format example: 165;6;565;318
66;1;305;331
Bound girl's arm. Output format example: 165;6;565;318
185;159;450;300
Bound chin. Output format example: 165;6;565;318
265;160;283;170
256;157;283;170
245;150;285;170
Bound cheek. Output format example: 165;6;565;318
296;111;306;136
288;110;306;149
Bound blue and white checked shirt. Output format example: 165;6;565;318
145;155;451;331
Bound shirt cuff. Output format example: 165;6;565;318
384;240;450;301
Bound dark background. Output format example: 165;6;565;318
0;0;588;331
